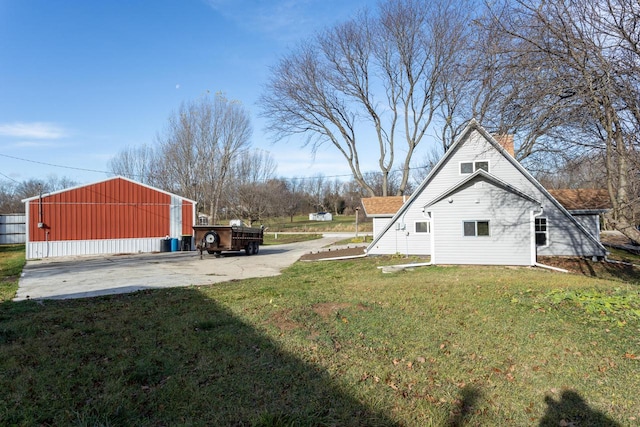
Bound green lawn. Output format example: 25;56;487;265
261;214;373;234
1;250;639;425
262;233;323;245
0;245;25;302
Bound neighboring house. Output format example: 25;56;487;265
365;119;607;265
22;176;196;259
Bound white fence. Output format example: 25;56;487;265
0;214;26;244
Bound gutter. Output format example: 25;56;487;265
604;257;640;268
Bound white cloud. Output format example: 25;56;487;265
0;122;68;139
204;0;344;40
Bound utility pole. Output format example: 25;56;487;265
355;207;359;238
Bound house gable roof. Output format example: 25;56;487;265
361;196;405;217
423;169;541;208
365;119;606;254
21;176;197;204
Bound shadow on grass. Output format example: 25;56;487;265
447;385;482;427
539;390;620;426
0;288;398;426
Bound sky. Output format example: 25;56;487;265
0;0;374;186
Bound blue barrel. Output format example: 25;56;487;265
171;238;180;252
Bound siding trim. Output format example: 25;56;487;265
26;237;167;260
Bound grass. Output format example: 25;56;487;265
0;245;25;302
261;214;373;233
1;252;640;425
262;233;323;245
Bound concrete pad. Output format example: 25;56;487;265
16;236;346;301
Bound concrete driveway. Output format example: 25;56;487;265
16;235;351;301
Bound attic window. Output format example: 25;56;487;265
463;220;490;237
460;161;489;174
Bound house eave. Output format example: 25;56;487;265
568;209;609;215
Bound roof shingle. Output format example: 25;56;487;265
361;196;405;216
547;189;611;211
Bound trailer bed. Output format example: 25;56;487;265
193;225;264;257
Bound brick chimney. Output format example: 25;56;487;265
494;134;515;157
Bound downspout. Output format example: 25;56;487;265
401;206;409;258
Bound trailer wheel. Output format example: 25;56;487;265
204;231;218;245
254;242;259;254
245;243;254;256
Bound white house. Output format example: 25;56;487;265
365;120;607;265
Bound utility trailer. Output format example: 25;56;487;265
193;223;264;258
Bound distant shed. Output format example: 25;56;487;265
309;212;333;221
22;176;196;259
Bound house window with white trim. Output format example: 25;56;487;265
415;221;431;233
460;161;490;174
535;217;548;246
463;220;490;237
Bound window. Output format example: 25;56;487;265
475;161;489;172
415;221;431;233
463;220;490;237
535;217;548;246
460;162;474;174
460;161;490;174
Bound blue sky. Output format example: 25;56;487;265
0;0;372;185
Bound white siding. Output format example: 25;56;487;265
430;179;536;265
0;214;26;244
571;214;601;241
372;217;392;238
26;238;163;260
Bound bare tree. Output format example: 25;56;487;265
0;176;77;213
108;144;158;185
225;149;277;224
280;178;304;222
490;0;640;241
260;0;471;197
150;93;252;223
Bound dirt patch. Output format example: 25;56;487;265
311;302;370;319
268;309;300;331
538;256;640;282
312;302;352;319
300;246;366;261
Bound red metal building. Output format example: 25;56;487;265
23;176;196;259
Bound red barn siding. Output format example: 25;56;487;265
27;178;173;242
182;201;193;235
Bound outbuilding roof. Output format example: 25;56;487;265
361;196;405;217
547;189;610;212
